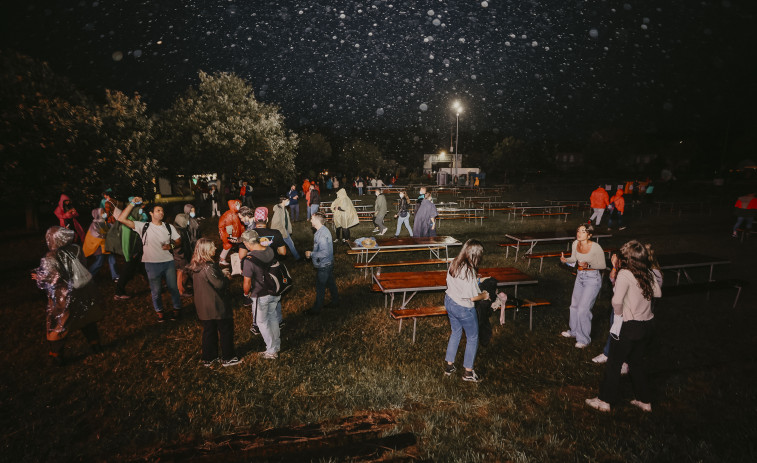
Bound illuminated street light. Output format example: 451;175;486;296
452;101;462;178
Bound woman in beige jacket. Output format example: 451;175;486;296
331;188;359;244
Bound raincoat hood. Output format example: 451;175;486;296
58;194;71;209
227;199;241;211
184;203;194;214
174;213;189;229
336;188;348;199
46;226;74;251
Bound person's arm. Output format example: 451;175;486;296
311;230;329;265
611;271;630;315
587;244;606;270
117;196;142;230
205;265;227;290
560;241;578;263
243;276;252;297
276;245;287;256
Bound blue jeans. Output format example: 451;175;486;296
603;310;614;356
283;235;300;260
444;294;479;370
144;261;181;313
568;270;602;345
289;203;300;221
253;295;281;354
358;187;363;195
608;210;624;228
309;204;319;219
88;253;120;280
394;214;413;237
733;215;754;232
312;264;339;312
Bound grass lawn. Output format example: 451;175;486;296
1;185;755;462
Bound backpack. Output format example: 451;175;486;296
249;256;293;296
140;222;172;247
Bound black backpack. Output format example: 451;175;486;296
249;256;294;296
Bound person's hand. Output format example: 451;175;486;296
394;214;398;218
611;254;619;268
31;272;38;280
131;196;143;205
228;236;239;243
579;261;588;268
481;290;489;300
305;250;312;258
559;252;566;263
480;276;491;282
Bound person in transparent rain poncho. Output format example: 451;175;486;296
32;226;104;366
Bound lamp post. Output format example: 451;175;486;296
452;101;462;179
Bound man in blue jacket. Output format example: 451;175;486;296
304;212;339;315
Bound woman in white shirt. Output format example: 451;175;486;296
443;239;490;383
560;224;606;348
586;240;661;412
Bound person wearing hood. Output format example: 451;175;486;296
589;185;610;226
173;213;195;298
114;197;148;300
83;207;120;282
241;229;281;359
218;199;244;267
54;194;85;243
331;188;359;244
99;189;117;225
272;196;301;259
607;188;626;231
732;192;757;238
413;192;438;238
372;188;388;235
32;226;104;365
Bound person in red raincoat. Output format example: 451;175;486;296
218;199;244;266
54;194;85;243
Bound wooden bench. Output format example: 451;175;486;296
348;246;447;262
662;279;746;308
520;212;570;222
390;298;552;342
526;248;617;272
354;257;453;278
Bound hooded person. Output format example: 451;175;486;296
218;199;244;266
83;207;120;282
271;195;301;259
114;197;147;300
413;192;438;237
32;226;104;365
54;194;85;243
182;203;200;250
608;189;626;230
331;188;359;243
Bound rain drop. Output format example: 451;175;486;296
420;103;428;111
112;51;123;61
376;108;384;116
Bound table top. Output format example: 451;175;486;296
373;267;538;293
505;231;612;243
351;235;462;251
657;252;731;270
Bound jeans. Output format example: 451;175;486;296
589;208;605;226
201;319;235;361
568;270;602;345
444;294;479;370
88;253;120;280
358;187;363;195
253;295;281;354
603;310;614;356
733;215;754;232
309;204;320;219
395;214;413;236
283;236;300;260
608;210;624;228
599;319;654;405
312;264;339;312
289;203;300;221
144;260;182;313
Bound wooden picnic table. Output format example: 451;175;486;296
657;252;731;285
350;236;462;264
459;195;500;207
373;267;539;309
504;231;612;261
509;205;569;221
435;207;486;228
546;199;589;207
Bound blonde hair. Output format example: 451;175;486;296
188;238;216;271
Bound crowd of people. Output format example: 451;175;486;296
36;179;755;413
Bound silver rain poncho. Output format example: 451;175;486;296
35;226;103;341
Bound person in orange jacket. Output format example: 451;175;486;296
732;192;756;237
607;189;626;230
218;199;244;266
589;185;610;226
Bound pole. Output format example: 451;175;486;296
455;112;459;178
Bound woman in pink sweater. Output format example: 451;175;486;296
586;240;661;412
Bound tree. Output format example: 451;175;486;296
339;139;396;178
296;132;332;178
155;71;298;190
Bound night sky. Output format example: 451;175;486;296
3;1;756;139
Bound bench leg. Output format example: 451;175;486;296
529;304;534;331
734;285;742;308
412;317;417;344
398;318;403;333
539;257;544;273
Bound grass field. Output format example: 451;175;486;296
1;184;756;462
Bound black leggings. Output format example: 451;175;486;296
336;227;351;241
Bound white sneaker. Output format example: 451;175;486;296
630;399;652;412
379;227;388;235
592;353;608;364
372;228;380;233
560;330;573;338
575;342;588;349
620;363;629;375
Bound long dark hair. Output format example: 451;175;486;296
619;240;655;300
449;239;484;279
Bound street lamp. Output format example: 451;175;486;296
452;100;462;179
